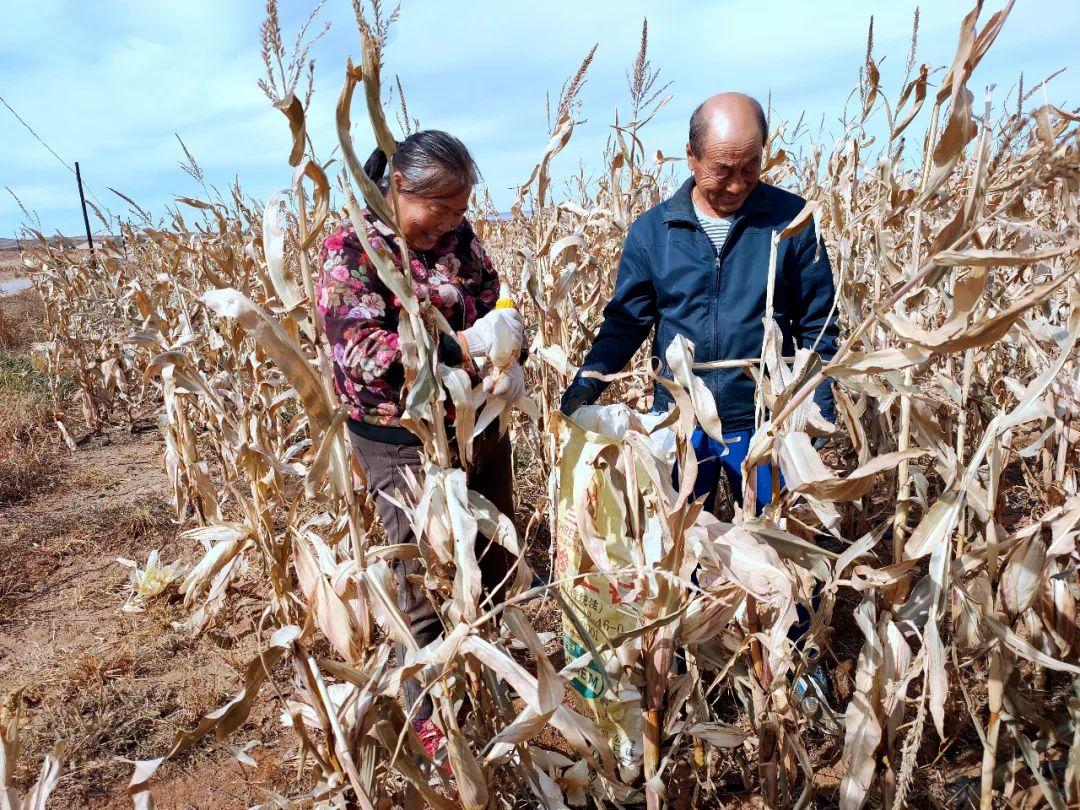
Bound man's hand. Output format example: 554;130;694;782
559;385;591;418
459;309;524;360
813;409;835;450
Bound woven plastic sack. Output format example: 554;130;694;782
553;405;673;780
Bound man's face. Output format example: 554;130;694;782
686;132;763;216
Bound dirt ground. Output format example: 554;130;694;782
0;267;298;807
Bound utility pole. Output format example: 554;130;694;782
75;161;96;266
116;214;128;258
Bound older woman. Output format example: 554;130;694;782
316;130;523;756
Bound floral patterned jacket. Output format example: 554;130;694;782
316;208;499;436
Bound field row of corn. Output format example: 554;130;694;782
10;1;1080;807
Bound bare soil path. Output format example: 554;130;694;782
0;425;301;808
0;268;296;808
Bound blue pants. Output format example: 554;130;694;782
689;427;776;515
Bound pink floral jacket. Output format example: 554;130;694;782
316;208;499;432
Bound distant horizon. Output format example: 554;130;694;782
0;208;529;247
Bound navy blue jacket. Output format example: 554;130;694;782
564;177;838;431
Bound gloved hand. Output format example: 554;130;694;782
559;384;592;418
458;308;523;361
813;409;835;450
484;361;525;401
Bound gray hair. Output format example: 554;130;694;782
363;130;480;198
688;96;768;157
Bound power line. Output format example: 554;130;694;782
0;92;110;217
0;93;74;174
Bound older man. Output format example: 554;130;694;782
560;92;839;514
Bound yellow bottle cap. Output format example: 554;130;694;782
495;283;515;310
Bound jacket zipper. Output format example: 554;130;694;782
683;218;723;364
709;216;745;396
678;207;745;401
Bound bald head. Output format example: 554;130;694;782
685;93;767;216
688;93;768;157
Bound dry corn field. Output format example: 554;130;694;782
4;1;1080;808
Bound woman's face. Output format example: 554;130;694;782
391;171;472;251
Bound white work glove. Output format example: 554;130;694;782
483;360;525;401
458;308;523;361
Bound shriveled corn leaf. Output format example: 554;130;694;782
18;740;66;810
825;346;931;379
485;607;565;757
262;190;302;311
680;722;746;748
446;468;483;621
792;448;931;502
360;559;418;652
1;698;66;810
840;600;884;810
666;336;724;442
999;536;1047;617
178;523;251;606
883;268;1078;354
460;635;617;775
336;60;398;230
200;288;334;432
312;573;359;662
118;550;185;612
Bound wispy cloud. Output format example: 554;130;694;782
1;0;1077;236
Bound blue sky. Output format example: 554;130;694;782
1;0;1077;238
